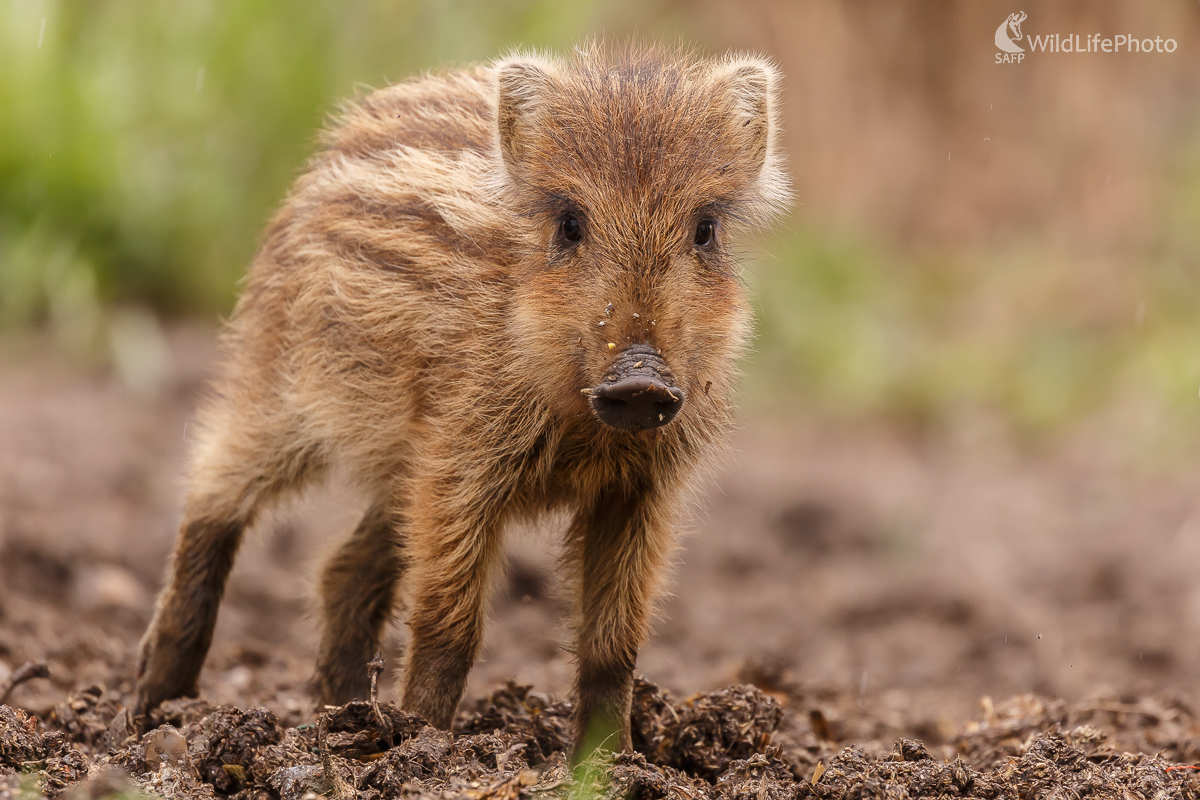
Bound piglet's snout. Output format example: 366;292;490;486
589;345;685;431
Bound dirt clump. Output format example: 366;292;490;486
1;705;47;766
454;682;573;766
631;680;784;781
46;687;124;751
0;705;89;798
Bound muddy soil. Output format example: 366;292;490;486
2;326;1200;797
3;675;1199;798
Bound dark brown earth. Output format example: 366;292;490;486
3;325;1200;798
3;676;1200;798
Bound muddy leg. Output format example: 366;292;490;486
400;495;504;729
313;501;406;705
568;486;674;762
135;419;322;716
135;513;245;716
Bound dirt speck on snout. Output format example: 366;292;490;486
7;677;1200;799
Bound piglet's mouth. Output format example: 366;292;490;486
585;344;685;431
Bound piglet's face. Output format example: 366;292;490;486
496;45;790;432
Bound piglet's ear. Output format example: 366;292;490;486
495;55;559;179
710;55;791;221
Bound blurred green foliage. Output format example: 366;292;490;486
745;209;1200;443
0;0;664;325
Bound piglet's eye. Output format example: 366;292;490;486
694;219;715;247
560;215;582;244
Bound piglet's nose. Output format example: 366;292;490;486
590;376;684;431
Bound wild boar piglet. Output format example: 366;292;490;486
134;42;790;759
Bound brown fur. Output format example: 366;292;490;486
135;42;789;759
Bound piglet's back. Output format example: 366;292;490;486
221;68;518;436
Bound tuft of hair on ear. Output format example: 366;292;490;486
493;51;560;182
709;54;792;223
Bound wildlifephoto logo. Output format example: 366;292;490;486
995;11;1179;64
995;11;1027;58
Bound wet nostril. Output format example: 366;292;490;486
589;375;684;431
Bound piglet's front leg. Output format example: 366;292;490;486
567;485;675;763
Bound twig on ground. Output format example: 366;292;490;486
496;741;526;771
0;661;50;705
1073;702;1162;724
368;650;394;748
532;778;568;793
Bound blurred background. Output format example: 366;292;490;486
2;0;1200;738
3;0;1199;441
